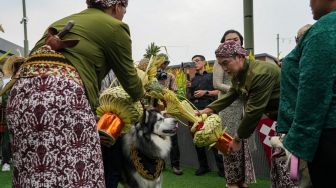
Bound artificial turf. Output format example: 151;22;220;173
0;166;271;188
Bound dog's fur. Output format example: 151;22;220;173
119;109;178;188
270;135;291;163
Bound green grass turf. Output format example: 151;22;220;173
160;167;271;188
1;166;271;188
0;170;12;188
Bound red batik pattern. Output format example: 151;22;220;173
6;75;105;188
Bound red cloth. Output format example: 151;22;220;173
256;116;277;167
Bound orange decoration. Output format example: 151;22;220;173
97;112;124;145
214;132;233;155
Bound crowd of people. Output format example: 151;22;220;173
0;0;335;187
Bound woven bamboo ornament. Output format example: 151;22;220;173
192;114;232;155
96;86;143;144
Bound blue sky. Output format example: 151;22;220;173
1;0;315;64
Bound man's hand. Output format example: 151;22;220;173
194;90;207;98
195;107;213;116
186;80;191;87
228;139;242;154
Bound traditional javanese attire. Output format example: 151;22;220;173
212;61;256;185
209;41;280;185
6;6;143;188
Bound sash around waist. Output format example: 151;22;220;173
16;53;83;86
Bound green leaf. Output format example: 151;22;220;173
0;49;12;61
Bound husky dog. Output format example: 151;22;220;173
119;109;178;188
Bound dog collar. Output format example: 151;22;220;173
130;144;164;180
152;132;166;140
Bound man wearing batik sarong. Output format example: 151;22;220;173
6;0;143;187
198;41;280;188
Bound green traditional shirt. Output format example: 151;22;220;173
207;59;280;139
278;11;336;161
31;8;144;110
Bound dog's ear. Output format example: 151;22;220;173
137;110;149;133
141;110;149;125
141;110;158;135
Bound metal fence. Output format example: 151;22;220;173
167;122;270;178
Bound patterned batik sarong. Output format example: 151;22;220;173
270;147;298;188
6;54;105;187
219;94;256;185
223;140;256;185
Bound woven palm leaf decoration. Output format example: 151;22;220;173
0;54;26;96
96;85;144;145
192;114;233;155
193;114;222;146
97;86;143;125
96;55;166;144
95;56;164;145
143;55;233;153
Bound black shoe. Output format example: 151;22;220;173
172;166;183;175
195;167;210;176
217;171;225;177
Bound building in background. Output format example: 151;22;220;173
0;37;24;57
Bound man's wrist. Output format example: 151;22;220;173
233;135;242;143
205;90;209;95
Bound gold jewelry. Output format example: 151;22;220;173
130;144;164;180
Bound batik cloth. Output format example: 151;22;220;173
271;147;298;188
6;58;105;187
215;40;246;58
223;140;256;184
